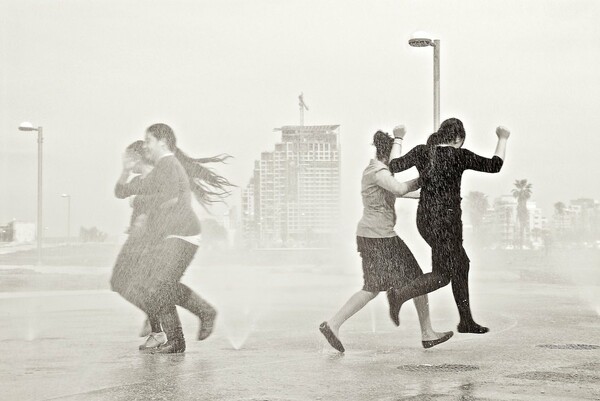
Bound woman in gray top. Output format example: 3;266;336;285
319;127;453;353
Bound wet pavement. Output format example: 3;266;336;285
0;246;598;400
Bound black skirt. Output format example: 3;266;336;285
357;236;423;292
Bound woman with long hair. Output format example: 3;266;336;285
319;127;453;353
115;123;235;353
388;118;510;334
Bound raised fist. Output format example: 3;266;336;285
393;125;407;139
496;126;510;140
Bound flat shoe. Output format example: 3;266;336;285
152;339;186;354
319;321;345;353
457;323;489;334
422;331;454;349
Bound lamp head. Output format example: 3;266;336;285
18;122;38;132
61;194;70;198
408;31;435;47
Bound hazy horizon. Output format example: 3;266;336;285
2;0;599;238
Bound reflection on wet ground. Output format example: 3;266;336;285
396;364;480;372
536;343;600;350
0;248;599;400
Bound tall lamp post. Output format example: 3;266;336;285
408;32;440;130
18;122;43;265
61;194;71;245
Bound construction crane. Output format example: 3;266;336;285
299;92;309;126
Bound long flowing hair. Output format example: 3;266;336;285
174;148;235;206
146;123;236;207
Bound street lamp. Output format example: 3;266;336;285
408;31;440;130
61;194;71;245
18;122;43;265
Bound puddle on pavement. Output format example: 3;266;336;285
564;362;600;371
507;371;599;384
536;343;600;350
390;381;502;401
396;364;479;372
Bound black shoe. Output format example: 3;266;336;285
387;289;402;327
153;339;186;354
319;321;345;353
198;309;217;341
422;331;454;349
457;322;489;334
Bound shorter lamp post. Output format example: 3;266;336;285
61;194;71;245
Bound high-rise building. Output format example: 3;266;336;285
486;195;547;248
242;125;341;248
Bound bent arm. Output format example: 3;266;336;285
389;125;406;161
375;170;421;197
389;145;420;173
401;189;421;199
494;137;508;161
116;160;179;203
116;152;139;199
494;126;510;161
462;149;504;173
389;138;402;161
115;175;140;199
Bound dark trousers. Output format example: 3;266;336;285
143;238;197;340
110;234;147;295
115;237;214;340
399;206;476;324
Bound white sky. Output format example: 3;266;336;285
1;0;599;237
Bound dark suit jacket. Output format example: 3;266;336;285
115;155;201;243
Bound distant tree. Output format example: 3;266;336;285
554;202;566;214
554;201;566;239
512;179;533;249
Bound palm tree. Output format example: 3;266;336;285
512;179;533;249
465;191;489;238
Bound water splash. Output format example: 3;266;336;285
25;298;38;341
26;324;37;341
223;306;261;350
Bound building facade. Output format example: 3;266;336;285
483;196;547;249
0;221;36;243
242;125;341;248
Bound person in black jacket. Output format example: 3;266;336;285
388;118;510;334
115;123;234;353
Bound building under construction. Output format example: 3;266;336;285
242;124;341;248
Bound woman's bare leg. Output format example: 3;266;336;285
412;294;453;341
327;290;378;337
